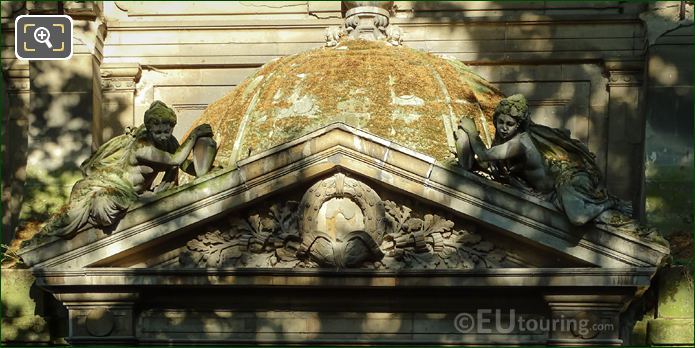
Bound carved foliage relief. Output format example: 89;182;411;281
179;173;508;269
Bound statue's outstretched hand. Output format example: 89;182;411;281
193;124;213;138
459;117;479;135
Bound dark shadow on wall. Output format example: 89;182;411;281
2;62;29;246
3;57;130;246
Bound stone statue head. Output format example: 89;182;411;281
492;94;530;142
144;101;177;147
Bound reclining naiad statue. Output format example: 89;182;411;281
455;94;663;242
38;101;217;239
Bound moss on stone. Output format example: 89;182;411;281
187;39;505;164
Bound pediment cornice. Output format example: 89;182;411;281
19;123;669;270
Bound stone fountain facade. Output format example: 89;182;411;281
2;1;692;346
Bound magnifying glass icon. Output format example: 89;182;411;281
33;27;52;49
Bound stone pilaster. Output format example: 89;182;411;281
99;63;141;142
603;58;646;218
544;294;630;346
55;292;138;345
2;61;30;243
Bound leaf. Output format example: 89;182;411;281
220;246;243;260
384;201;412;232
247;215;262;234
205;231;227;245
269;201;300;236
261;217;276;233
405;218;423;231
187;239;208;252
423;214;454;234
438;244;457;258
487;249;506;263
460;257;475;269
473;241;494;252
457;232;482;244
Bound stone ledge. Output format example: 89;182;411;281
34;267;656;289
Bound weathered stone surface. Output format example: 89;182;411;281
0;269;50;344
186;39;503;166
177;173;509;270
657;266;694;318
1;315;49;343
647;318;695;345
18;124;670;270
4;1;689;345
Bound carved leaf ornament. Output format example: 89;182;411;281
180;174;507;269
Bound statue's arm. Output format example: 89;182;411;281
135;124;212;166
135;136;196;166
460;121;523;161
473;136;524;161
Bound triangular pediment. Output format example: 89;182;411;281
19;123;669;271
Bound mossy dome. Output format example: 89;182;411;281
187;39;504;166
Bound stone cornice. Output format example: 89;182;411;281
34;267;656;289
18;123;669;270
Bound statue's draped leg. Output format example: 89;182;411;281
41;172;137;238
554;171;614;226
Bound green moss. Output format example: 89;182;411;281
188;39;504;164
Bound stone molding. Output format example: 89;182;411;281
100;63;141;91
31;267;654;345
604;58;645;87
544;293;632;346
63;1;101;19
343;2;392;41
4;62;30;92
18;124;669;270
35;267;656;288
54;292;138;345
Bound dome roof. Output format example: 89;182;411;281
187;39;503;167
